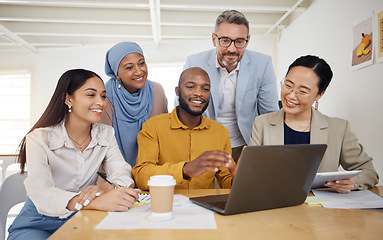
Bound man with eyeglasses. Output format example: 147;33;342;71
184;10;279;162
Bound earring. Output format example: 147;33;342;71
315;101;318;110
68;105;72;113
117;77;121;89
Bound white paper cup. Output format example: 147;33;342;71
147;175;176;221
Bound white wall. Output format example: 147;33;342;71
278;0;383;184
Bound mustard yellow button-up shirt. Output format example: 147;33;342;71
133;107;234;190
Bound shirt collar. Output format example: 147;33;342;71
170;106;210;130
48;120;110;150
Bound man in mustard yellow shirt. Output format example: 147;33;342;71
133;67;236;190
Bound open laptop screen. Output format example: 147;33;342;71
190;144;327;215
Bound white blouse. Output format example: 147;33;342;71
25;121;134;218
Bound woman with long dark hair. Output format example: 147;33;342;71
9;69;138;240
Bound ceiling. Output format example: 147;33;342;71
0;0;313;53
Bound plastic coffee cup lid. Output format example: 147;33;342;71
147;175;176;187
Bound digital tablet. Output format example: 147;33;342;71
311;170;362;189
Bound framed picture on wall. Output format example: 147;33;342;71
351;13;373;71
375;8;383;64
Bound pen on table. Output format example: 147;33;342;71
97;172;140;202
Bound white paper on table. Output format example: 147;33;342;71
312;189;383;209
95;194;217;229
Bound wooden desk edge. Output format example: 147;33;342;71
48;186;383;240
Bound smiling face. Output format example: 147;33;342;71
117;52;147;94
281;66;324;118
65;76;106;124
176;68;210;117
213;22;249;72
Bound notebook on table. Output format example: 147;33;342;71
189;144;327;215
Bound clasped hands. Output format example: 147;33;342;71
68;183;139;212
182;150;237;179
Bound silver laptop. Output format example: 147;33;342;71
189;144;327;215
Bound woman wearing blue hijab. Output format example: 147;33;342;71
101;42;168;167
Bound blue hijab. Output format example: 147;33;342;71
105;42;154;167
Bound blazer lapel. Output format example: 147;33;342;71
236;51;250;114
310;108;328;144
207;51;220;119
269;109;285;145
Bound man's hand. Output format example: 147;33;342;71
228;146;246;178
182;150;233;178
227;162;238;177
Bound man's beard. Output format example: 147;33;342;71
178;91;209;116
218;52;240;68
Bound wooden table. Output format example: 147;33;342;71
49;187;383;240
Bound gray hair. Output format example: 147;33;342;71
214;10;249;35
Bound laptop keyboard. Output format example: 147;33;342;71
208;201;227;210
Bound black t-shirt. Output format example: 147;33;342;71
284;122;310;145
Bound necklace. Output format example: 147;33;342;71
300;122;311;132
285;120;311;132
68;134;90;149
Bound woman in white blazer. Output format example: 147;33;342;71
250;55;378;193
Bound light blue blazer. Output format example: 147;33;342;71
184;49;279;144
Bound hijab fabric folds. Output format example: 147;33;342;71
105;42;154;167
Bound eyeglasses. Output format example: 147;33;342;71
280;80;312;99
214;34;248;49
